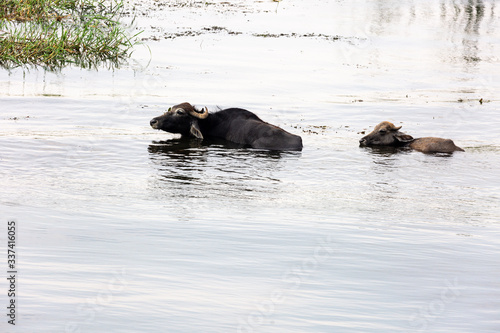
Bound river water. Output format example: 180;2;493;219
1;0;499;332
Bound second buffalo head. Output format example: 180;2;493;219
359;121;414;147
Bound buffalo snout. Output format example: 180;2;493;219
150;118;159;129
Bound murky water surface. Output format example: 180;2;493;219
1;1;500;332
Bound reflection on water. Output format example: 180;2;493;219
358;143;467;223
360;146;408;209
462;0;486;34
367;0;496;74
454;0;486;65
359;145;410;157
147;139;300;201
361;145;456;157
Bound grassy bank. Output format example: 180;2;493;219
0;0;140;69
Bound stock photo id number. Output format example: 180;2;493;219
6;220;17;326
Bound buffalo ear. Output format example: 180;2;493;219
395;133;413;143
189;121;203;139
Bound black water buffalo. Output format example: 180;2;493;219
359;121;464;153
150;102;303;151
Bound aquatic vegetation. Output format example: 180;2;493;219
0;0;141;70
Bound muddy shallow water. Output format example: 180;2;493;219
1;1;500;332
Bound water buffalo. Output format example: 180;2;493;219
150;102;303;151
359;121;464;153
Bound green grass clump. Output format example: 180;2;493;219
0;0;140;69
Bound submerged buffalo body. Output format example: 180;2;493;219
150;103;303;151
359;121;464;153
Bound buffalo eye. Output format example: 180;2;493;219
176;109;186;115
378;129;387;133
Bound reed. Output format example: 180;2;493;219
0;0;140;69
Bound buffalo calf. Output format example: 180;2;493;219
359;121;464;153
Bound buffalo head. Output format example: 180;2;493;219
150;102;209;139
359;121;414;147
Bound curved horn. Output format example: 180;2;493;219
188;106;209;119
